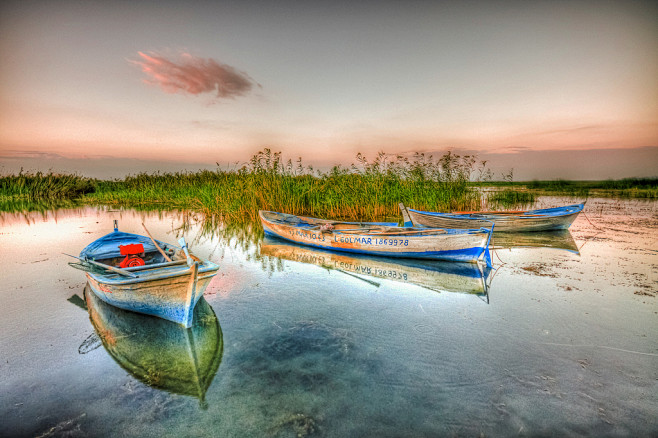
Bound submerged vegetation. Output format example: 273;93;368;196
1;149;656;221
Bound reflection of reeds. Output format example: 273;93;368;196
0;197;83;213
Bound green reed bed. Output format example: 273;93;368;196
0;170;95;200
5;151;654;220
495;178;658;198
525;179;590;197
485;189;536;209
594;178;658;198
86;149;484;224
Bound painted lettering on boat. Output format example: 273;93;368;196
285;229;409;247
333;235;409;246
287;229;327;242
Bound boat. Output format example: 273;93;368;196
400;203;584;232
84;287;222;405
260;237;492;296
69;221;219;328
259;210;492;263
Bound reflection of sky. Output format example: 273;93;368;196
1;1;657;178
1;200;657;436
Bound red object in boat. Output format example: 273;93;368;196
119;243;145;268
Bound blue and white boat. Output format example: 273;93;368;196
259;210;492;264
71;221;219;328
400;203;584;232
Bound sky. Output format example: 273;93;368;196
1;0;657;180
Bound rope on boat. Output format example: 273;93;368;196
581;209;605;232
577;208;606;251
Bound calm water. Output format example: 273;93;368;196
1;198;656;437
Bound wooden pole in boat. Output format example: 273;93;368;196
63;253;139;278
142;222;173;262
399;203;415;227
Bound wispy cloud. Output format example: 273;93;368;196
131;51;258;99
0;150;66;160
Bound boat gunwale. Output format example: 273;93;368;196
408;203;585;219
259;210;490;236
87;261;219;286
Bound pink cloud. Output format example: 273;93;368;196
131;51;257;99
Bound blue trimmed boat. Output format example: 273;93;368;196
259;210;493;264
400;203;584;232
70;221;219;328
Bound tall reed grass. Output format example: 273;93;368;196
0;170;95;200
88;149;484;223
486;189;536;209
4;150;654;220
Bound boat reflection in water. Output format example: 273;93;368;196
84;285;223;406
260;237;492;298
490;229;579;254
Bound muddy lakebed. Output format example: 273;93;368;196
0;197;656;437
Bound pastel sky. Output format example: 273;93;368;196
1;0;657;179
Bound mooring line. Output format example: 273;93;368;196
582;209;605;232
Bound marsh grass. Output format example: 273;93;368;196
486;189;536;209
86;149;484;224
2;151;655;221
525;179;590;197
0;170;95;200
514;178;657;198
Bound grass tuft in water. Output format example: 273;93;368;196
486;189;536;209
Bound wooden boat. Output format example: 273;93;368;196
70;221;219;328
400;203;584;232
260;237;491;296
259;210;492;263
84;287;222;404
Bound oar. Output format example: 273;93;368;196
63;253;139;278
178;237;193;266
142;222;173;262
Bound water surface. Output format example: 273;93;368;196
0;198;656;437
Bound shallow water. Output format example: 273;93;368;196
0;198;656;437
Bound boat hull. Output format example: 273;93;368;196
406;204;584;232
86;262;219;328
260;211;491;263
